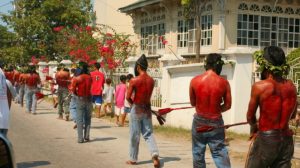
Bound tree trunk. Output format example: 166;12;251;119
195;14;201;62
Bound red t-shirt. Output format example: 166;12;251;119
90;70;105;95
73;74;92;97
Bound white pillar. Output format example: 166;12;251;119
125;56;138;75
218;14;225;50
38;61;48;81
60;60;73;69
48;61;58;77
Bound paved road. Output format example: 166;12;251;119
7;101;300;168
8;101;195;168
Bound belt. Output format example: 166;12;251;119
258;129;293;137
78;96;92;100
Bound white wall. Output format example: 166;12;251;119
156;54;253;133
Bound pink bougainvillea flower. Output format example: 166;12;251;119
31;56;39;65
69;50;76;57
122;41;129;46
53;26;64;32
73;25;79;30
85;26;92;32
88;60;97;65
106;33;112;37
106;39;116;46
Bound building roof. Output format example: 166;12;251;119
119;0;162;13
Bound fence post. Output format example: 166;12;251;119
159;54;182;108
125;56;138;75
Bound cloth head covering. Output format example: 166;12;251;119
136;54;148;70
134;54;148;76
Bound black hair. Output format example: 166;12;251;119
126;73;134;81
106;78;112;84
63;68;69;72
263;46;286;66
80;62;89;75
94;62;101;69
120;75;126;82
204;53;224;75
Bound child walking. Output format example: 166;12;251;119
114;75;127;126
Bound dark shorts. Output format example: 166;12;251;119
92;95;103;105
124;107;131;113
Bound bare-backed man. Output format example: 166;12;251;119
126;54;160;168
246;46;298;168
189;53;231;168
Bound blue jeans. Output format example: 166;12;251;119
69;94;78;122
25;86;37;113
192;114;231;168
129;104;159;162
76;97;92;142
19;85;25;107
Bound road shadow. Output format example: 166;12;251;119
88;137;117;142
137;156;181;167
34;112;56;115
17;161;51;168
91;126;111;129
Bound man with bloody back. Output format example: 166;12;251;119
24;65;41;114
55;64;71;120
246;46;298;168
189;53;231;168
71;62;92;143
126;54;160;168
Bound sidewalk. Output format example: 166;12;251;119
9;99;300;168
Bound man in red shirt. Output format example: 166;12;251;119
246;46;298;168
19;67;29;107
55;65;71;120
126;55;160;168
24;66;41;114
71;62;93;143
90;63;105;118
189;53;231;168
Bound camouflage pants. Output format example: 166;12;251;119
57;87;70;116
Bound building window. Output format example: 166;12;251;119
250;4;260;12
273;6;283;14
237;4;300;50
238;3;248;10
237;14;259;46
158;23;166;49
261;5;272;13
296;8;300;15
201;15;212;46
285;7;294;15
177;20;189;47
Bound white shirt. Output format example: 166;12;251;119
0;68;10;129
103;84;114;103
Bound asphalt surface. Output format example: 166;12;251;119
7;101;300;168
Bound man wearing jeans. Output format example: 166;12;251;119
126;54;160;168
25;66;41;114
71;62;92;143
189;53;231;168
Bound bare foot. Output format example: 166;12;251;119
152;156;160;168
126;160;137;165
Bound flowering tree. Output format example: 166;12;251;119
53;24;137;74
